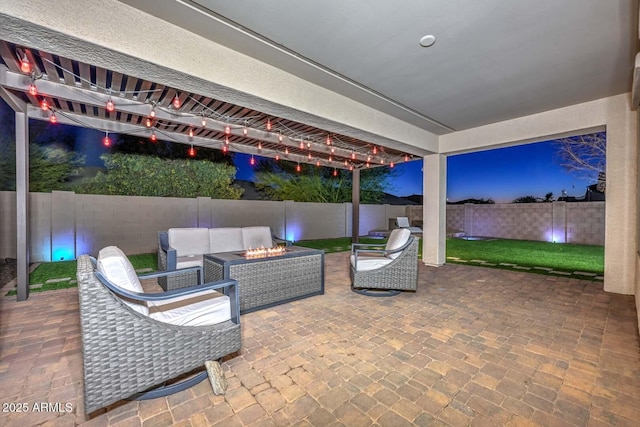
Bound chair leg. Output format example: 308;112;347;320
351;285;401;297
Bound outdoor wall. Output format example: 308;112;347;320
446;202;604;245
0;191;413;262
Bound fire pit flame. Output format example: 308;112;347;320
245;245;287;258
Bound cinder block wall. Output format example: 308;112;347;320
566;202;606;245
446;205;464;233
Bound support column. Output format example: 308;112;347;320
352;168;360;243
422;154;447;266
15;110;29;301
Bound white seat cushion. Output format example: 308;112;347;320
148;290;231;326
396;217;411;228
209;228;244;253
350;254;393;271
176;254;204;269
242;226;274;249
97;246;149;316
168;228;210;257
385;229;411;259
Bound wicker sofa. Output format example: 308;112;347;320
158;226;288;291
77;246;241;415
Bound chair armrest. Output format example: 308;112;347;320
351;243;385;254
272;235;293;246
158;231;178;270
139;266;204;285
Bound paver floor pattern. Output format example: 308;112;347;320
0;252;639;426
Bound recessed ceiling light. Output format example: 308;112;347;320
419;34;436;47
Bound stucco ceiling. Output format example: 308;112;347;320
119;0;639;135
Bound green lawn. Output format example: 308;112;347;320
446;238;604;275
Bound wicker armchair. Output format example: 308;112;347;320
350;228;419;296
77;247;241;416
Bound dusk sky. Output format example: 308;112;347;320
236;141;594;203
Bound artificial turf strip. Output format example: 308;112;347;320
445;238;604;275
296;237;385;253
5;253;159;296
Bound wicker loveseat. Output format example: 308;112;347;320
350;228;419;296
158;226;289;291
77;246;241;415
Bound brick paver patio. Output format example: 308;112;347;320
1;252;639;426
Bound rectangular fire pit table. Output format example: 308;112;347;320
203;246;324;314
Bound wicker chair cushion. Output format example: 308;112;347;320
176;254;204;269
97;246;149;316
385;229;411;259
242;226;274;249
168;228;210;257
350;255;392;271
209;228;244;253
148;290;231;326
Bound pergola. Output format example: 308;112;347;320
0;40;425;301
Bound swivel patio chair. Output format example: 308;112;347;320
77;246;241;416
350;228;419;296
395;216;423;234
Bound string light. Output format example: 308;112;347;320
390;161;395;168
380;159;384;164
329;156;333;163
372;146;378;155
316;160;320;167
344;159;348;166
308;152;312;160
333;169;338;177
250;155;256;166
145;117;153;128
296;163;301;172
40;99;49;111
49;111;57;124
278;132;283;142
201;116;206;127
349;165;354;171
351;151;356;160
225;124;231;135
188;128;194;138
326;135;331;145
18;49;31;74
150;107;156;118
188;145;196;157
258;142;262;150
222;144;228;153
275;154;280;161
102;132;111;147
28;83;37;96
172;95;181;109
307;141;311;148
150;131;157;142
366;162;370;168
266;118;272;131
243;124;248;136
300;141;305;149
285;147;289;155
331;147;335;154
404;154;410;162
225;136;230;145
106;97;115;112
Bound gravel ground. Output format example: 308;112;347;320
0;258;17;289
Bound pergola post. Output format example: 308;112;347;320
422;154;446;266
352;168;360;243
1;86;29;301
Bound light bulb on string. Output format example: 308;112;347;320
326;135;331;145
150;131;157;142
351;151;356;160
331;147;335;154
380;159;384;164
316;160;320;167
49;111;57;124
106;97;114;112
222;144;228;154
28;82;37;96
201;116;206;127
307;141;311;148
40;99;49;111
188;128;194;138
225;136;230;145
285;147;289;155
328;156;333;163
18;49;31;74
372;146;378;155
333;169;338;177
172;95;181;109
145;117;153;128
250;155;256;166
266;118;272;131
308;152;312;160
404;154;410;162
296;163;301;173
275;154;280;161
225;124;231;135
349;165;354;171
102;132;111;147
278;132;283;143
150;106;156;118
258;142;262;151
367;155;371;162
243;125;248;136
366;162;370;168
390;162;395;168
299;141;305;149
344;159;348;166
188;146;196;157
